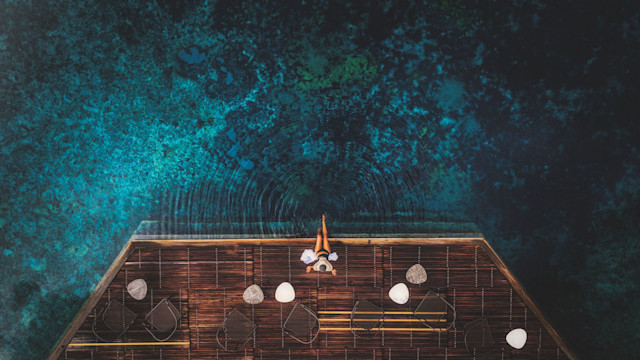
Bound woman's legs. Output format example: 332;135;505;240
314;228;323;252
322;216;331;253
322;236;331;253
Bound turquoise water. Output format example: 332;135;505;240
1;1;639;358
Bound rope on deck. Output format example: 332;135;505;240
215;248;218;288
475;246;479;288
381;285;385;346
390;246;393;284
158;249;162;289
453;288;457;349
122;290;126;342
243;248;247;289
510;288;513;328
345;245;349;287
288;245;291;283
195;290;199;349
538;327;543;359
373;245;377;287
482;287;485;317
409;286;413;348
446;246;450;287
310;288;313;349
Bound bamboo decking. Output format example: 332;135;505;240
50;236;577;359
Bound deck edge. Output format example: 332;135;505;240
480;239;580;360
48;234;579;360
47;239;136;360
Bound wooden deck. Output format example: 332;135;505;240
51;237;577;359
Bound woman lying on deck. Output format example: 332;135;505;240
301;214;338;276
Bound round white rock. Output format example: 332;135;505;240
506;328;527;349
389;283;410;304
275;282;295;303
127;279;147;300
243;284;264;305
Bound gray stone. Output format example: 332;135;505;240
243;284;264;305
127;278;147;300
406;264;428;284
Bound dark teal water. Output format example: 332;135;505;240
1;1;639;358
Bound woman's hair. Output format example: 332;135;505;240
319;264;327;272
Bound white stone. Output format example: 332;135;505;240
506;328;527;349
405;264;428;284
275;282;295;303
388;283;410;304
243;284;264;305
127;279;147;300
